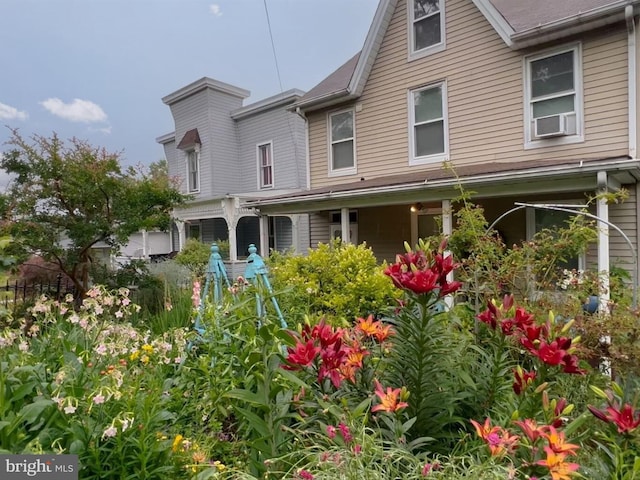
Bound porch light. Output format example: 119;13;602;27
410;203;424;213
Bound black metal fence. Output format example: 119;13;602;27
0;276;76;314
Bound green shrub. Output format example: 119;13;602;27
175;239;229;278
268;240;400;325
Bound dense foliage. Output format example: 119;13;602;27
0;131;184;297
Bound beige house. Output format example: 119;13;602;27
249;0;640;302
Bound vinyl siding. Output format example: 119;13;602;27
168;88;244;198
308;0;629;188
609;185;638;278
236;108;306;192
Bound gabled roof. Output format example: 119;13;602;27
294;0;640;111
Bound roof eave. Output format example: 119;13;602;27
510;1;640;49
231;89;305;120
156;132;175;145
249;158;640;208
162;77;250;106
289;88;355;113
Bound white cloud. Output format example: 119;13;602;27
40;98;108;123
0;102;28;121
209;4;222;16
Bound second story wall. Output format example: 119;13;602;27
169;88;245;198
308;0;629;189
235;108;306;193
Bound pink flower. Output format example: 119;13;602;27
326;425;337;439
192;281;201;308
93;394;106;405
338;423;353;443
102;425;117;439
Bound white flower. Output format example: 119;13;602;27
18;341;29;352
95;344;107;356
64;404;76;414
68;313;80;324
93;394;106;405
102;425;117;438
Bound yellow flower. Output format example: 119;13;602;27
141;355;150;364
212;460;226;472
129;350;140;361
172;434;183;452
142;344;154;354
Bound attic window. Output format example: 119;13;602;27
410;0;445;59
177;128;201;150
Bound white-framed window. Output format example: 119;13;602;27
409;0;445;59
328;108;356;175
186;149;200;193
257;141;273;189
524;44;583;148
409;81;448;165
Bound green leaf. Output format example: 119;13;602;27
17;399;55;424
225;389;265;406
233;406;270;439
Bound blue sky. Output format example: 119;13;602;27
0;0;377;174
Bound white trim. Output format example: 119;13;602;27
470;0;514;47
408;0;446;61
186;149;200;193
256;141;274;189
408;81;449;166
327;107;357;176
162;77;249;105
627;6;637;158
156;132;175;144
523;43;584;149
231;89;305;120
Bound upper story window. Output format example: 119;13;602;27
257;142;273;189
186;150;200;193
409;82;448;165
410;0;445;59
524;44;583;148
329;109;356;176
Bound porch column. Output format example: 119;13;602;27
597;195;611;313
228;218;239;262
176;221;186;251
341;207;351;244
141;229;149;258
259;215;269;257
442;200;454;310
291;214;300;253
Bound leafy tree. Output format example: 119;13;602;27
0;130;185;298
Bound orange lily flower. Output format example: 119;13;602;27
371;379;408;413
536;446;580;480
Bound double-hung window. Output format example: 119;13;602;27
186;150;199;193
524;44;583;147
257;142;273;189
410;0;445;59
329;109;356;175
409;82;448;165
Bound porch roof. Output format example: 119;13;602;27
246;156;640;213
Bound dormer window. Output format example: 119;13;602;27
410;0;445;59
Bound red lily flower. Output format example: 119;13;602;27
512;367;536;395
284;339;319;370
606;403;640;433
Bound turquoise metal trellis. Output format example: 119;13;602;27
193;242;287;338
194;243;231;335
244;244;287;328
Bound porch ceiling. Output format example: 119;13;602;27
248;156;640;214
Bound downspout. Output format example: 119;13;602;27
627;5;637;158
296;107;311;190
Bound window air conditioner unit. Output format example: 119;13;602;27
534;113;569;138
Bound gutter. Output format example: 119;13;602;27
511;1;639;48
288;88;354;112
250;158;640;207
